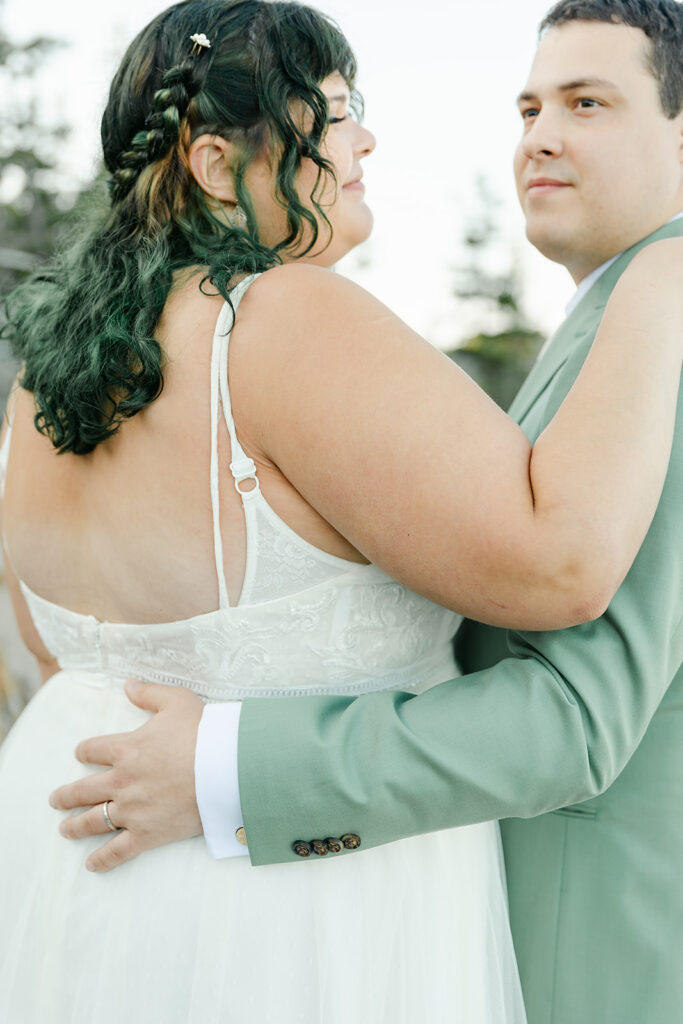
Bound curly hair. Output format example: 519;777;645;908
2;0;360;454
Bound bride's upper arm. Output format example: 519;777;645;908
1;541;59;685
1;384;59;683
231;264;599;630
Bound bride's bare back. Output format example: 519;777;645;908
1;269;366;628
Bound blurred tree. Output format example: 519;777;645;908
446;175;544;410
0;6;76;414
0;7;83;724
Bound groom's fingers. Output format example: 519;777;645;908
50;768;114;810
53;727;143;811
74;732;129;767
59;801;121;839
85;830;138;874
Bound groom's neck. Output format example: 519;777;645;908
566;207;683;285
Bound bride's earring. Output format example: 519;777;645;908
233;204;247;229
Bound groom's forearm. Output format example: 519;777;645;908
236;662;597;866
238;616;681;867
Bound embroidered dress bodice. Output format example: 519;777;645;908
0;275;460;701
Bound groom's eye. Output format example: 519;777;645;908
520;107;539;120
575;97;601;110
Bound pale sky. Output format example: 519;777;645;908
4;0;574;344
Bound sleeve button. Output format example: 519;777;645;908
235;826;248;847
311;840;328;856
292;840;313;857
341;833;361;850
324;837;343;853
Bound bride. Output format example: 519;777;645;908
0;1;681;1021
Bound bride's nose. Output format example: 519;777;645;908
355;124;376;158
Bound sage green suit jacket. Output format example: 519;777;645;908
238;220;683;1024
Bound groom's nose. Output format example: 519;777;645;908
520;109;565;161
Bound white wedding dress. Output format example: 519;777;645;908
0;276;526;1023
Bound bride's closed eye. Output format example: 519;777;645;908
327;103;351;125
325;92;354;125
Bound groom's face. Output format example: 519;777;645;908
514;19;683;282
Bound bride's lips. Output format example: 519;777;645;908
527;177;572;196
342;175;365;192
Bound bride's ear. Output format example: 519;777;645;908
187;134;238;204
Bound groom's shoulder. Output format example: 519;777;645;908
598;218;683;297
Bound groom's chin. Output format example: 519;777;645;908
524;222;576;269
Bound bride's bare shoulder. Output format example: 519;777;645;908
236;263;400;364
244;263;389;323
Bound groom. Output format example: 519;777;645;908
52;2;683;1022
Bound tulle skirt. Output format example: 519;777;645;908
0;671;527;1023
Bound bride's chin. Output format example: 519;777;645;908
352;206;374;245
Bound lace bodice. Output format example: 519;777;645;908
0;277;460;701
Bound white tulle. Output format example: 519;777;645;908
0;276;527;1023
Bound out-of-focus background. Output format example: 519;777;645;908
0;0;575;734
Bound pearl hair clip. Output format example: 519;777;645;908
190;32;211;54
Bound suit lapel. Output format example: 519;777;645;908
508;217;683;426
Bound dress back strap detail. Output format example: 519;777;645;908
209;273;262;608
215;282;261;499
229;456;260;495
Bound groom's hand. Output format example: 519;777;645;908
48;680;204;873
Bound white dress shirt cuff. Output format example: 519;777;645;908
194;701;248;858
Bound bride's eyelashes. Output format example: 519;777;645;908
326;93;353;125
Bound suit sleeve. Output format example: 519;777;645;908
237;391;683;867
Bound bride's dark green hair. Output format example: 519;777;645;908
2;0;360;454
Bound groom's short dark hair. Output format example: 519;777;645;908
540;0;683;117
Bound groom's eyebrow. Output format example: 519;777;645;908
517;77;620;104
557;77;620;92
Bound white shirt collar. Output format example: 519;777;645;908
565;210;683;317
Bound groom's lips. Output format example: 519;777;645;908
527;177;572;196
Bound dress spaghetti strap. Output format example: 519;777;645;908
208;274;261;608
